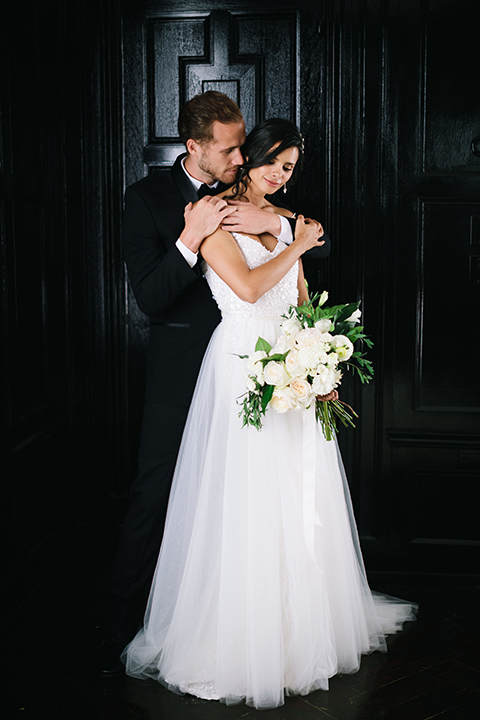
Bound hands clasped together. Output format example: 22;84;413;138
291;214;325;254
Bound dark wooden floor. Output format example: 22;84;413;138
6;518;479;720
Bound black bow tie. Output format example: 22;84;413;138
197;183;216;199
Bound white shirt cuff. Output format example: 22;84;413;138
277;215;293;244
176;239;198;268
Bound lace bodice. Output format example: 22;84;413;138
203;233;299;318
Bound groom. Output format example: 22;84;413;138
101;91;330;676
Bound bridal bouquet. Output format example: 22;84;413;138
237;290;374;440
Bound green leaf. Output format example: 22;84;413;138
261;384;274;412
336;302;360;323
334;321;349;335
296;305;311;316
259;351;290;365
255;337;272;353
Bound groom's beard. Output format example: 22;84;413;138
197;156;241;187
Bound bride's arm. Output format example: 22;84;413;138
200;216;323;304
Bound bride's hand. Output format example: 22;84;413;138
294;215;325;253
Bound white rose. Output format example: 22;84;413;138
263;360;290;387
246;350;267;383
271;335;290;355
244;373;256;392
325;351;339;369
312;366;338;395
345;309;361;324
285;349;306;377
280;316;302;336
298;345;324;371
247;350;266;371
330;335;354;361
314;318;333;333
318;332;333;343
269;387;298;413
295;327;323;349
290;377;314;406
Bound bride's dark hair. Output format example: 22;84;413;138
230;118;305;197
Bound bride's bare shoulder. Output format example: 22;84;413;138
201;227;240;253
200;228;249;271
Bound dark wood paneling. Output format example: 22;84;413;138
327;0;480;573
1;0;126;603
418;201;480;410
387;0;480;570
423;1;480;174
235;12;297;126
2;0;73;581
150;17;207;140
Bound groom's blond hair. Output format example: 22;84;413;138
178;91;243;146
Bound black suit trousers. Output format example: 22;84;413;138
108;401;190;641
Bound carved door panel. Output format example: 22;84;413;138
123;6;308;182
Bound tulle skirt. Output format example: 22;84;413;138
123;314;417;709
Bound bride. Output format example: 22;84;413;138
122;118;417;709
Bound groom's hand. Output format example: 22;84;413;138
180;196;236;253
221;200;282;237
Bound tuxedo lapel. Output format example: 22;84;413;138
170;154;199;206
171;154;233;202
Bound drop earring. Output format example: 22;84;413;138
283;184;287;194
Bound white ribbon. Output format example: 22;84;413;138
302;404;322;562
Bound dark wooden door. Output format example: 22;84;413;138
119;0;480;575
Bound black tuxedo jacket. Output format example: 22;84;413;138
122;156;223;407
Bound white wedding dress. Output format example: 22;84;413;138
123;235;417;709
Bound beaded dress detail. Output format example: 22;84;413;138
203;233;298;318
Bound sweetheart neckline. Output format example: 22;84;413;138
231;232;281;255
